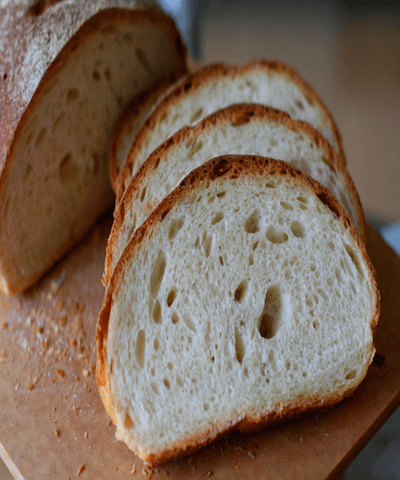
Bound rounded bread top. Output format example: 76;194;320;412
0;0;183;172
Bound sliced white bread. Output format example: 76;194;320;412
117;60;346;197
104;104;365;285
0;0;188;295
97;155;380;466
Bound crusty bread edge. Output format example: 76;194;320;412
109;72;188;192
0;8;188;295
117;59;346;197
97;155;380;466
104;103;365;286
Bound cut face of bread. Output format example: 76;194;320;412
109;74;183;192
0;8;187;295
104;104;364;286
118;60;345;195
97;156;379;466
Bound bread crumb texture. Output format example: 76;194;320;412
102;157;378;464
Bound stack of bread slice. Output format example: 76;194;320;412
97;60;380;466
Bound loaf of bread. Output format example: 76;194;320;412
0;0;187;295
97;155;379;466
117;60;346;197
104;104;365;285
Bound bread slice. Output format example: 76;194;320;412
0;0;187;295
109;74;181;192
97;155;380;466
104;104;365;286
117;60;346;197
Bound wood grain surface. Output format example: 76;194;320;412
0;218;399;480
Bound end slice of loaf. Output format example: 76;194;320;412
97;155;379;466
0;2;187;295
117;60;346;197
104;104;365;286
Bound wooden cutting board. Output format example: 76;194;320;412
0;218;399;480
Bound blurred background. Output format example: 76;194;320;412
1;1;399;478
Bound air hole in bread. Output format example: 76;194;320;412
202;232;213;258
203;403;209;411
234;326;245;364
124;411;134;429
216;191;226;198
344;243;364;278
167;362;173;371
335;269;343;283
285;359;291;370
150;251;166;298
312;320;320;330
290;220;305;239
265;182;277;189
235;280;248;304
152;300;162;324
266;226;288;244
104;67;111;82
153;338;159;351
35;127;47;147
166;288;177;307
328;242;335;251
92;70;101;81
280;201;294;211
177;377;184;387
211;212;224;225
249;254;254;266
327;277;334;287
66;88;79;103
135;330;146;368
219;256;224;266
171;312;179;324
345;369;357;380
297;196;308;204
295;99;305;111
29;0;65;16
168;217;185;241
190;108;203;124
163;378;170;389
151;382;159;395
140;187;147;202
258;286;285;339
23;164;33;181
245;209;261;234
187;138;204;159
306;296;313;308
59;152;78;183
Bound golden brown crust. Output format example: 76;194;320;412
0;4;188;294
139;381;364;466
0;5;188;186
104;103;365;286
109;71;188;192
117;59;346;197
97;155;380;466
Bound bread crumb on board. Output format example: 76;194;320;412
76;464;85;476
